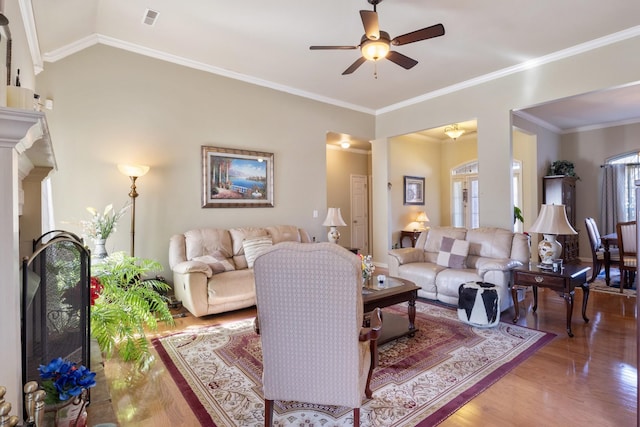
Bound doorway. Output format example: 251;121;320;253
326;132;372;251
351;174;369;254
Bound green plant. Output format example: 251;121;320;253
547;160;580;179
514;206;524;224
91;252;173;369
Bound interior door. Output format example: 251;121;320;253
351;174;368;253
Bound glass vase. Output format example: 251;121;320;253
45;392;88;427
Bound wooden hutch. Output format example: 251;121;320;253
543;175;579;262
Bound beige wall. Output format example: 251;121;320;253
561;122;640;258
35;44;375;279
388;134;441;246
326;145;370;250
372;36;640;262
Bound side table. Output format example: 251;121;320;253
512;263;591;337
399;230;422;248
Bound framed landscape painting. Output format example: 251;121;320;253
201;146;274;208
403;176;425;205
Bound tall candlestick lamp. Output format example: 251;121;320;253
117;164;150;257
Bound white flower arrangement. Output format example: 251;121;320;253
80;203;130;240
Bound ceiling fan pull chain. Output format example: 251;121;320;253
374;62;378;79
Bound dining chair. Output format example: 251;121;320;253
615;220;637;292
584;217;620;283
253;242;382;426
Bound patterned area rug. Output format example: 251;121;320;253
152;301;555;426
590;269;636;297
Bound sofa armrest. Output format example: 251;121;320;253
172;260;213;278
477;258;523;276
388;248;424;277
388;248;424;265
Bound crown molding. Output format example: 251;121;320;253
42;34;376;115
34;23;640;116
18;0;43;74
377;25;640;115
512;110;563;134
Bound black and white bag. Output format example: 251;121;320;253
457;281;500;327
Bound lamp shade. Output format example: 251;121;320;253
529;204;576;264
415;211;430;223
118;164;150;178
322;208;347;227
529;204;577;235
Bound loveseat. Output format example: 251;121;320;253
169;225;311;317
388;226;530;312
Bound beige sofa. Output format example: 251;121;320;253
388;226;530;312
169;225;311;317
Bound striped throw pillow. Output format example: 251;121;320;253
243;236;273;268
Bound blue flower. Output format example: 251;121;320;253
38;357;96;404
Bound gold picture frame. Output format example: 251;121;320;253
201;146;274;208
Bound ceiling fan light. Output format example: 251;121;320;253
362;39;389;61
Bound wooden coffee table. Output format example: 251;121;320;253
362;276;420;344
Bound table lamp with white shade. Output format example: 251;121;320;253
528;204;577;264
322;207;347;244
415;211;430;230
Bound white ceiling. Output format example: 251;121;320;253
29;0;640;133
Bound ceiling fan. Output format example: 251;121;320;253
310;0;445;75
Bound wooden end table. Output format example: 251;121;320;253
399;230;422;248
512;263;591;337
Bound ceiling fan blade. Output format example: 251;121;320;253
386;51;418;70
310;45;358;50
391;23;445;46
360;10;380;40
342;56;367;75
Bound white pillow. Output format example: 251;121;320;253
243;236;273;268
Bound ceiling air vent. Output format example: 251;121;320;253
142;9;159;26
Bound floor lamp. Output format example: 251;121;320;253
117;164;150;257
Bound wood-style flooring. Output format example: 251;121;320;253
87;270;638;427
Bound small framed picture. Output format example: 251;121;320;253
202;146;274;208
403;176;425;205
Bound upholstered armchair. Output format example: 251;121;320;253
253;242;382;427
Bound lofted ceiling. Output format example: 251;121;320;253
29;0;640;136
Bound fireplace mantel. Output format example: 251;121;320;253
0;106;55;415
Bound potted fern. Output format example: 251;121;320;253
91;252;174;369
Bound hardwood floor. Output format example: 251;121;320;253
88;273;638;427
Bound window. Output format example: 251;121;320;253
606;151;640;221
452;162;478;228
451;160;522;230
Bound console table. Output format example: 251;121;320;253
512;263;590;337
